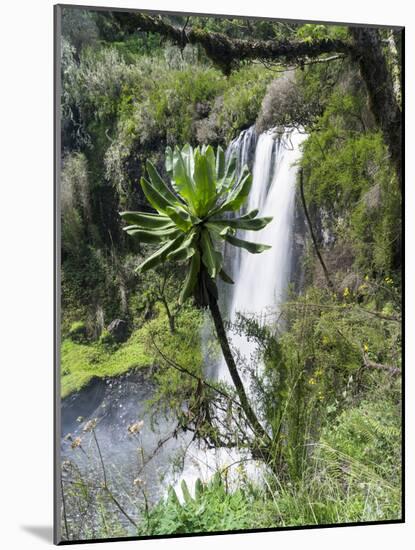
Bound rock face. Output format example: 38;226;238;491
107;319;128;343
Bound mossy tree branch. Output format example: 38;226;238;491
112;12;354;75
113;14;402;190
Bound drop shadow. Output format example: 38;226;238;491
21;525;53;543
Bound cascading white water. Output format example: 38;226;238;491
217;128;306;385
174;128;306;497
226;125;256;171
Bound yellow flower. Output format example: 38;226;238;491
308;377;316;385
363;343;369;353
343;287;350;297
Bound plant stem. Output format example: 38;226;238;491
92;429;138;529
207;292;271;450
60;477;70;540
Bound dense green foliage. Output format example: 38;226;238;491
301;91;401;275
121;143;273;307
60;8;402;541
61;304;203;398
61;18;274;338
139;390;400;534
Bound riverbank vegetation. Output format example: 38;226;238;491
59;7;402;542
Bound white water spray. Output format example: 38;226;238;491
217;128;306;384
175;128;306;496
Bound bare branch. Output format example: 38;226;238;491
254;53;345;73
149;332;242;408
362;352;401;376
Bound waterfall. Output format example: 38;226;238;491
225;125;257;172
217;128;306;384
176;128;306;496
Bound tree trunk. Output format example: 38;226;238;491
299;169;334;290
350;28;403;191
207;292;271;448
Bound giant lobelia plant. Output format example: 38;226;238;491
120;144;272;447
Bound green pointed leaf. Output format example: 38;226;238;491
165;206;192;232
218;153;237;193
222;171;253;213
200;229;223;279
123;226;180;244
222;233;271;254
240;209;259;220
146;160;180;206
215;146;225;181
181;144;195;178
211;215;273;231
120;211;174;230
136;233;185;273
194;149;216;216
165;146;173;177
140;177;175;215
181;480;193;504
205;222;235;237
179;250;200;304
211;166;252;215
166;229;198;261
168;245;196;262
204;144;216;175
170;146;198;210
219;268;234;284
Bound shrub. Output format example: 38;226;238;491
320;397;401;483
61;152;92;258
139;475;254;535
68;320;88;343
217;65;274;142
256;73;323;133
300;86;401;276
98;328;116;349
